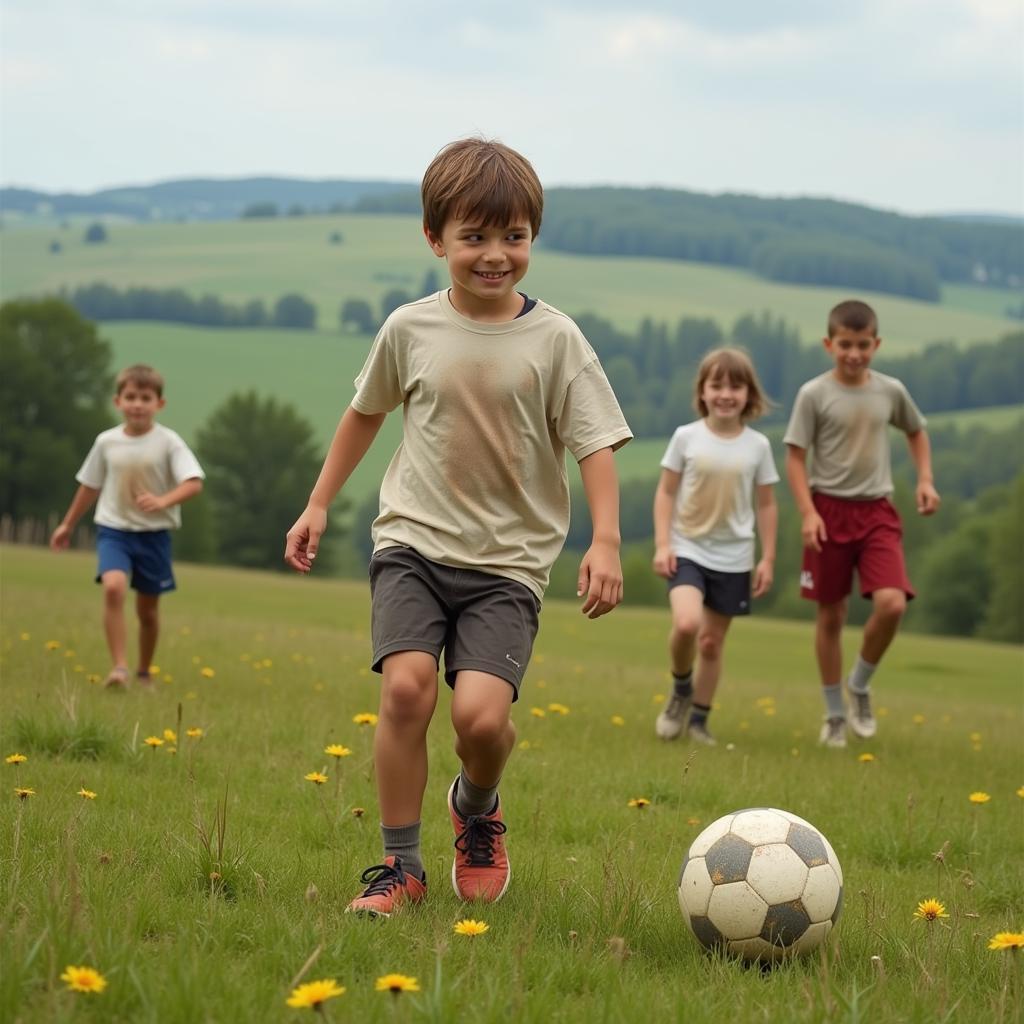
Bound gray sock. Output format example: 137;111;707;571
823;683;845;719
848;656;877;695
672;671;694;698
454;769;498;819
381;821;424;880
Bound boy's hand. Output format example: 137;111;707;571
135;492;167;513
49;524;71;551
285;506;327;573
577;541;623;619
752;558;774;598
916;481;940;516
801;511;827;552
652;546;677;579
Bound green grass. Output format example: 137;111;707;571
927;404;1024;432
1;545;1022;1023
1;215;1017;350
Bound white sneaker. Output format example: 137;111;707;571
655;692;691;740
818;716;847;749
687;721;717;746
846;684;877;739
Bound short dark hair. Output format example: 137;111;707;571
421;138;544;240
116;364;164;396
828;299;878;337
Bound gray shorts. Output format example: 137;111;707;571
368;546;541;700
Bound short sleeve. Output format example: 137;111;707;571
75;437;106;489
554;360;632;462
660;428;687;473
352;324;404;415
167;433;205;484
889;380;926;433
783;384;817;449
755;435;780;485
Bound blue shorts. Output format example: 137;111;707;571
95;526;176;595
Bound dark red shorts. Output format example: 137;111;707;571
800;493;914;605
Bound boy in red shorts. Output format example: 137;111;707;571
784;300;940;748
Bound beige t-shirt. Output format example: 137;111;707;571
783;371;925;499
351;291;632;599
76;423;205;530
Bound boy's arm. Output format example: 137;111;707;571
785;445;827;552
136;478;203;513
285;406;387;572
752;483;777;597
906;429;940;515
577;446;623;619
50;484;100;551
652;468;681;579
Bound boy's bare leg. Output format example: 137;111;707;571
101;570;129;678
451;670;516;790
668;585;703;676
860;588;906;665
136;593;160;676
375;651;439;825
688;608;732;745
816;599;848;745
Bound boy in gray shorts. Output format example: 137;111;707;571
285;138;631;916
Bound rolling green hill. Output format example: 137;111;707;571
1;215;1017;350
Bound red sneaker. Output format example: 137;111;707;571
447;778;510;903
345;856;426;918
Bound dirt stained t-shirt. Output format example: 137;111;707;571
351;291;632;600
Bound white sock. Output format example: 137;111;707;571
823;683;845;719
848;656;877;695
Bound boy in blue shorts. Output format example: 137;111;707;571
285;138;632;916
785;300;939;748
50;364;204;688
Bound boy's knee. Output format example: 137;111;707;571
137;603;159;627
102;579;127;606
817;602;846;634
381;672;435;724
874;590;906;622
452;706;510;748
697;631;722;661
671;615;701;639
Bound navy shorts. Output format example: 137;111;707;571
95;526;176;595
368;546;541;700
667;558;751;617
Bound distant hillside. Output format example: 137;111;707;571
0;177;414;222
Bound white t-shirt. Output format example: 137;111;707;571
352;291;632;600
660;420;779;572
76;424;205;531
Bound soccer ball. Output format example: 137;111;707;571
678;807;843;961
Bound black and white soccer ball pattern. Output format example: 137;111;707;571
678;807;843;961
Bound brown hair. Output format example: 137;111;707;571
116;364;164;397
421;138;544;239
828;299;878;337
693;347;770;421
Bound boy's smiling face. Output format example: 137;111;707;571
425;214;532;322
824;327;881;386
115;384;164;435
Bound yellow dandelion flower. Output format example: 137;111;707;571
628;797;651;809
969;732;982;742
64;649;76;658
200;667;215;678
20;631;30;640
375;974;420;994
73;664;84;673
353;712;378;726
518;740;531;750
548;703;570;715
791;748;800;757
610;715;625;726
5;753;27;765
755;697;775;708
324;744;352;759
144;736;164;748
351;806;365;818
186;727;204;739
162;674;173;683
913;898;949;922
739;721;750;731
285;978;346;1009
969;792;991;804
166;747;177;755
163;729;177;743
148;664;160;675
858;753;876;763
453;918;489;937
60;965;107;994
530;707;546;718
912;714;925;725
77;789;97;800
988;932;1024;951
762;706;776;716
14;787;35;800
304;771;328;785
686;817;701;826
1017;786;1024;798
87;673;101;684
45;640;61;650
652;693;665;704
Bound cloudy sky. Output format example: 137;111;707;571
2;0;1022;215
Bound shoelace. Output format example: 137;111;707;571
664;693;688;719
358;861;406;897
850;691;872;719
454;816;507;867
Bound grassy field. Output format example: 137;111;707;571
2;546;1022;1023
1;215;1018;350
